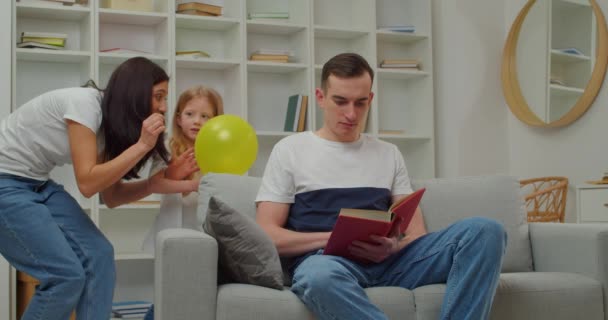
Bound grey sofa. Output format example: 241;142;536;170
155;174;608;320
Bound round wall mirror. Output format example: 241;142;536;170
502;0;608;127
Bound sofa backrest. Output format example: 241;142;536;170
198;173;533;273
197;173;262;228
412;175;533;272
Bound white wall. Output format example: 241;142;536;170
432;0;510;178
506;0;608;221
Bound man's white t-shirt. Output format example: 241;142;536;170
0;87;102;180
256;131;413;234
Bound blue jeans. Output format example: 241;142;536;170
0;174;115;320
291;217;507;320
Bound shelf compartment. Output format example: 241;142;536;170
247;21;307;35
313;0;374;30
175;64;242;116
15;59;92;108
379;137;435;180
550;49;591;63
16;49;90;63
176;15;240;31
98;52;168;64
98;208;158;257
314;25;369;39
17;3;91;21
314;32;371;66
247;61;307;74
98;9;168;26
549;84;584;96
377;69;429;80
175;58;239;70
247;68;309;133
376;76;433;138
376;30;427;44
176;17;241;61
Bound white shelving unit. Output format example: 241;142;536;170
9;0;435;307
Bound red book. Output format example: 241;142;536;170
323;188;426;262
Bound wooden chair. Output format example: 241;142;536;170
17;271;76;320
520;176;568;222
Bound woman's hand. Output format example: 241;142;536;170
138;113;165;151
165;148;199;180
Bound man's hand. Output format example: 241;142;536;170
165;148;199;180
348;217;404;263
349;235;401;263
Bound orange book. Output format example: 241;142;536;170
296;95;308;132
176;2;222;16
176;9;217;16
324;188;426;262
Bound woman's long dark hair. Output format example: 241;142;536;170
100;57;170;180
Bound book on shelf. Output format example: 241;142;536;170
379;59;420;69
296;95;308;132
378;129;405;135
324;188;426;263
247;12;289;19
252;49;294;56
377;25;416;33
100;48;152;55
284;94;308;132
176;50;211;58
176;2;222;16
176;9;217;16
21;37;66;47
176;0;223;6
250;54;289;63
554;47;584;56
21;31;67;39
17;41;65;50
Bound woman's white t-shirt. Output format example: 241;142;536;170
0;87;102;180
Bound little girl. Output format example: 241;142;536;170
143;85;224;253
142;85;223;320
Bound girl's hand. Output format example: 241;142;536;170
138;113;165;151
166;148;199;180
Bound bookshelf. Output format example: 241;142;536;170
9;0;435;309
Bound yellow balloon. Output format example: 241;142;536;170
194;114;258;175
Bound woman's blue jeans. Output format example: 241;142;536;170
0;174;115;320
291;217;507;320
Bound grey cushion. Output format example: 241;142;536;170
412;175;533;272
203;196;283;290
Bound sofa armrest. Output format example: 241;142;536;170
155;228;218;320
530;223;608;319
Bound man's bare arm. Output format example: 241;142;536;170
256;201;331;257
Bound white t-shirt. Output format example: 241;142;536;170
0;87;102;180
256;131;413;234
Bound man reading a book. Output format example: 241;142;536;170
255;53;506;320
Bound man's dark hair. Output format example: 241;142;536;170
321;53;374;92
100;56;170;180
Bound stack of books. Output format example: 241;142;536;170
247;11;289;20
17;31;67;50
111;301;152;319
176;50;211;58
284;94;308;132
249;49;293;63
176;0;223;16
379;59;421;70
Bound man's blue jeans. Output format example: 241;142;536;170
0;174;115;320
291;217;507;320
